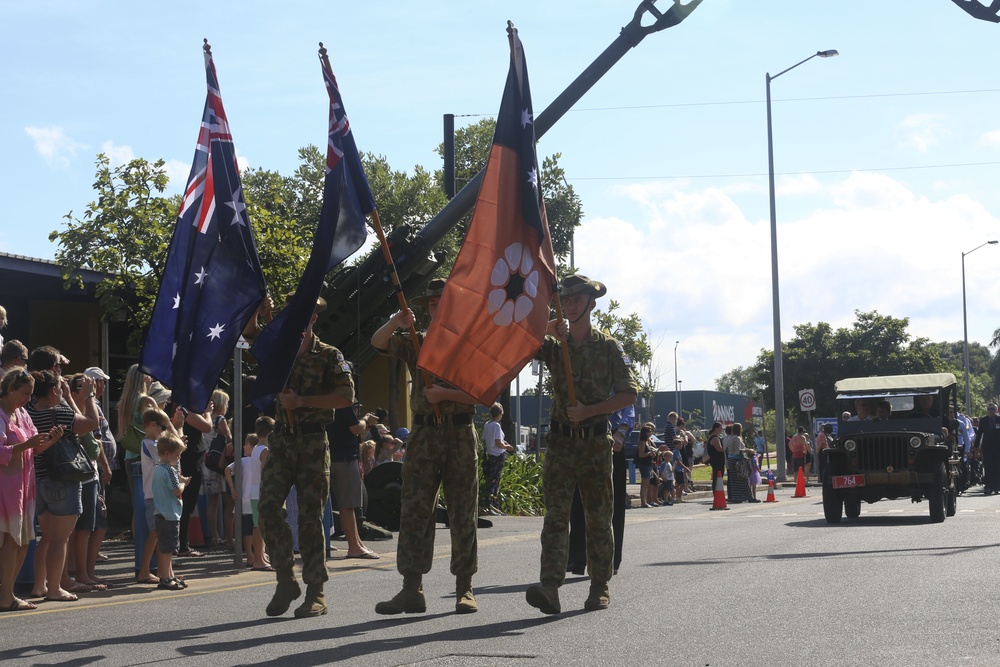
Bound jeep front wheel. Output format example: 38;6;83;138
844;496;861;519
823;475;843;524
928;461;946;524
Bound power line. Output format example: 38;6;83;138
566;160;1000;182
452;87;1000;118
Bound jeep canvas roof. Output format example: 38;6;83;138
834;373;957;395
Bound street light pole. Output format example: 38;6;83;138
962;240;998;412
678;380;683;419
766;49;838;482
674;340;680;414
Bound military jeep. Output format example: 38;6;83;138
822;373;960;524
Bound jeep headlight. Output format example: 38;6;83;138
843;439;857;452
909;436;923;448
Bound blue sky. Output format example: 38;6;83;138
3;1;1000;396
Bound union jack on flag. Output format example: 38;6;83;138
140;45;266;413
248;45;374;409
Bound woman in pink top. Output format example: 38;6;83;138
0;369;61;612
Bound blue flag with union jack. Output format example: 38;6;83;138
139;48;266;413
248;50;374;409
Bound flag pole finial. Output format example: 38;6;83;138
203;39;212;55
318;42;332;69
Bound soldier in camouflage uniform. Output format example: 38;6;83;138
525;275;638;614
249;296;356;618
371;279;481;615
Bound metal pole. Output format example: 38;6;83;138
764;50;838;483
962;250;971;412
443;113;455;199
674;341;679;414
515;374;520;451
962;240;998;411
766;71;787;483
232;346;244;566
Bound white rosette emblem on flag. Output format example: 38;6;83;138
488;242;539;326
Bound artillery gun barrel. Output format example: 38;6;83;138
316;0;703;373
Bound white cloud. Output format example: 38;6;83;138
162;159;191;191
100;140;135;167
573;172;1000;396
899;113;947;153
980;129;1000;148
25;126;87;169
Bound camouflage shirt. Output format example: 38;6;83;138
383;330;475;416
537;327;638;427
275;334;354;425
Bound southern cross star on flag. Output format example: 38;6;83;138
248;48;374;409
139;47;266;413
417;26;557;406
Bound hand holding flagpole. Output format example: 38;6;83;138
367;209;442;418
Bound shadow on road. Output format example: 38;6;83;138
646;541;1000;568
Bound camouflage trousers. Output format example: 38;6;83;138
258;431;330;585
539;432;614;587
396;423;479;578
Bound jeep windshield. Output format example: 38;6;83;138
834;373;955;436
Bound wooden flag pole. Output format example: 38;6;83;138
507;23;577;422
368;209;441;418
318;42;439;419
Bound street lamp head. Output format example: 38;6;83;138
817;49;839;58
989;240;999;245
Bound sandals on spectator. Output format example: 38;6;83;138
1;598;38;612
96;552;110;562
43;592;79;602
176;549;205;557
158;577;184;591
136;575;161;585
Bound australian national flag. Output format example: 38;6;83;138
248;51;374;409
417;27;557;406
139;48;266;413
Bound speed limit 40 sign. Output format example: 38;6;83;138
798;388;816;412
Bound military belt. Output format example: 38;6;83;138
413;413;473;427
550;420;609;439
274;421;328;436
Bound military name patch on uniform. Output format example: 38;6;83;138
340;362;352;373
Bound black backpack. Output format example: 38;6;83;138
203;416;229;474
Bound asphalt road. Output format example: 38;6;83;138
2;484;999;667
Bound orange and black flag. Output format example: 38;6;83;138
417;26;557;406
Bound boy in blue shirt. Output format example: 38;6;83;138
153;434;189;590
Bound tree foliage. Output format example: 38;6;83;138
593;300;653;395
715;365;763;397
50;154;176;347
745;310;941;423
435;118;582;264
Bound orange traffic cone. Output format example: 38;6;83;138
710;471;729;511
188;513;206;547
793;467;808;498
764;479;778;503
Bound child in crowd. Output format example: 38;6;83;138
672;438;691;504
226;435;257;568
747;449;762;501
249;416;273;570
152;434;189;590
137;408;170;585
657;450;675;506
360;440;376;478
